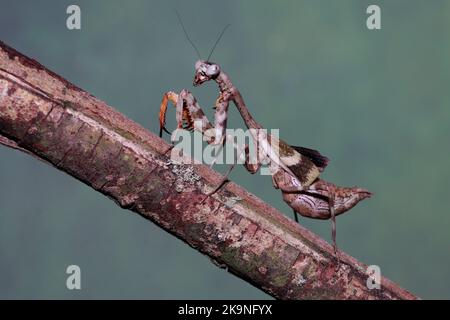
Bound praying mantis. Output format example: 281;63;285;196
158;16;372;259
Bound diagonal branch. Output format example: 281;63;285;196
0;41;417;300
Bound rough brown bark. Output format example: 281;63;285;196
0;41;417;300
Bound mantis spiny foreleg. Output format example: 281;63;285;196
158;89;256;200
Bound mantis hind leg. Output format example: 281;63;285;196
278;176;341;264
293;210;299;223
328;194;337;252
327;190;341;268
309;180;340;265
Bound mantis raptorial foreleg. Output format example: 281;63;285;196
159;89;255;198
159;90;212;140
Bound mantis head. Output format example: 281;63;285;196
174;11;228;86
193;60;221;86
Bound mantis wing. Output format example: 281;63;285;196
290;145;329;171
265;134;321;188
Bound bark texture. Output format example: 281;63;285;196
0;41;417;300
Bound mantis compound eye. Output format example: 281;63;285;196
205;64;220;77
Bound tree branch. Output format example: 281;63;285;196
0;40;417;300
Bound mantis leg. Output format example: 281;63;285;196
159;90;229;143
305;180;340;260
159;91;179;138
209;137;265;192
208;94;232;169
158;90;259;200
308;181;338;256
328;191;338;257
201;141;262;203
273;172;339;259
158;91;177;154
293;210;299;223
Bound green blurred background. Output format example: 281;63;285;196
0;0;449;299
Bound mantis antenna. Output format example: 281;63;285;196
175;9;202;59
175;9;230;62
206;24;231;62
